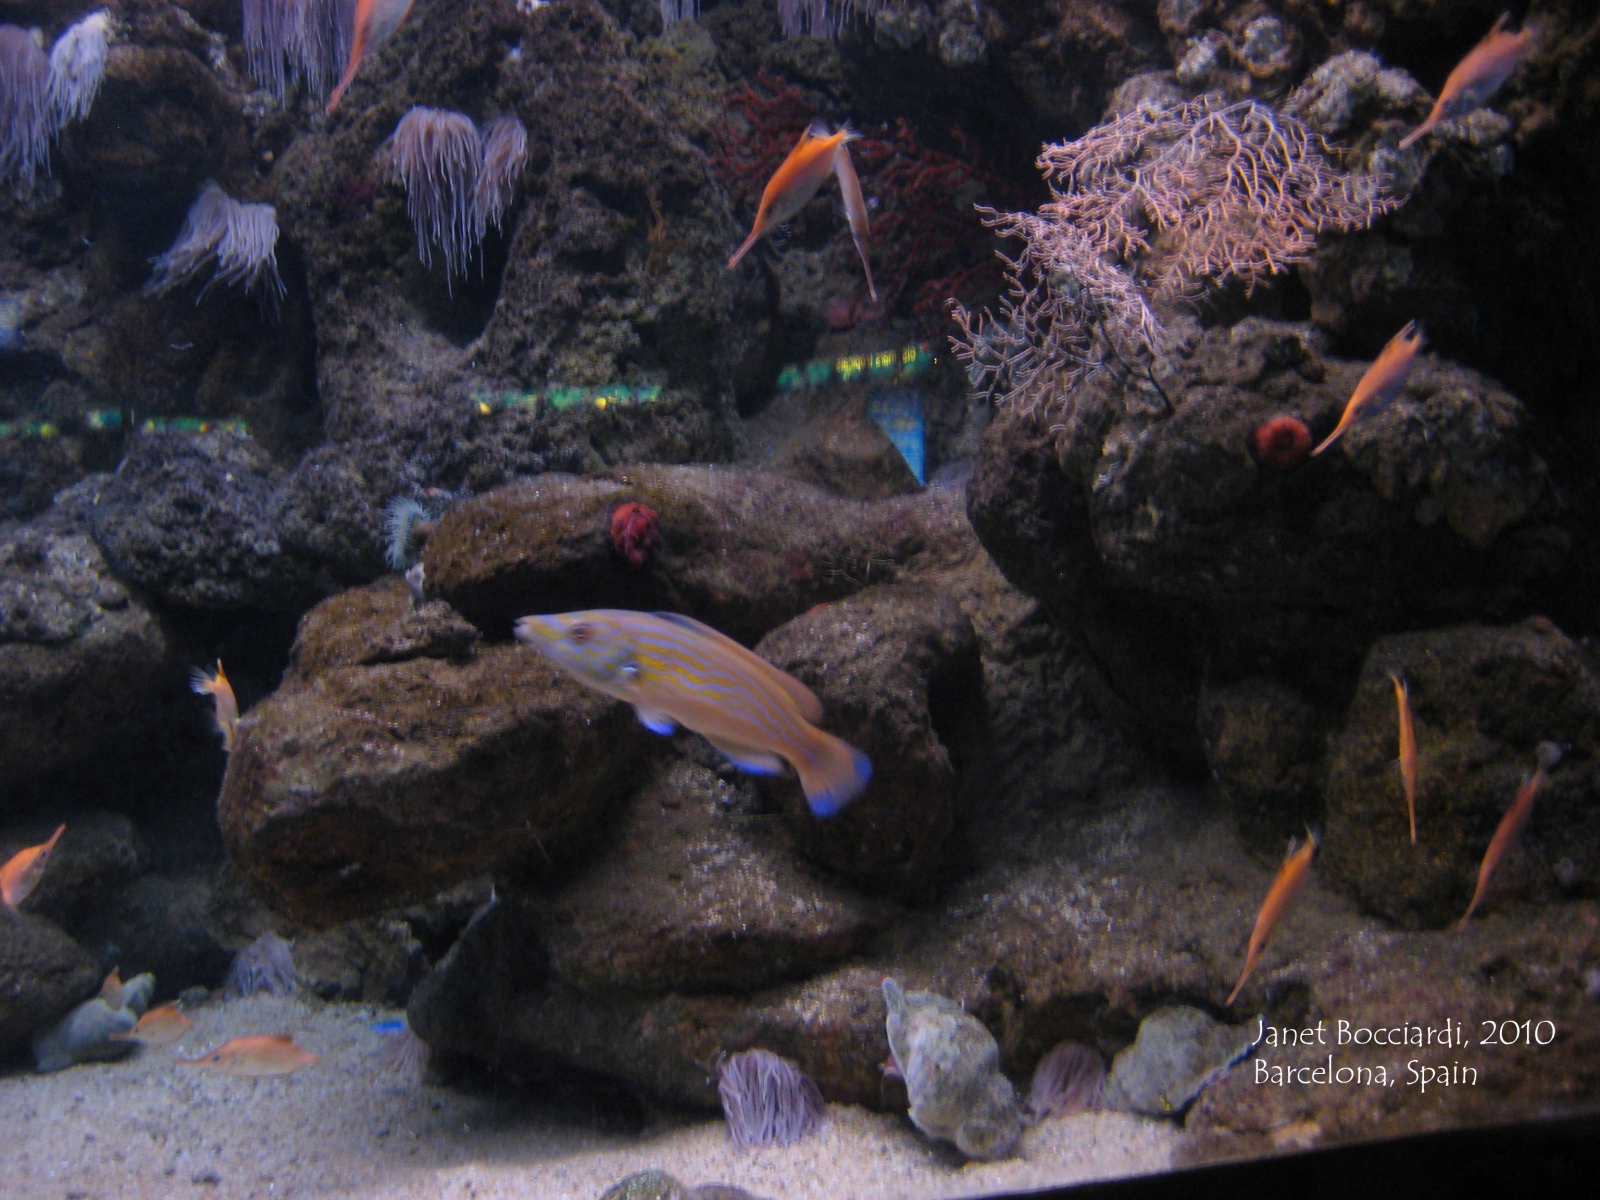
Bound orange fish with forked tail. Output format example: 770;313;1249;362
1391;674;1418;843
178;1034;318;1076
1400;14;1532;150
109;1003;194;1047
729;122;878;301
191;660;239;752
327;0;416;113
1458;741;1562;929
1226;831;1318;1006
1311;321;1424;456
1;824;65;909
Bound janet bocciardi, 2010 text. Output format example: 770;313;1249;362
1249;1016;1557;1092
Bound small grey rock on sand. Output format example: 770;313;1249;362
883;976;1022;1160
33;972;155;1073
1101;1005;1262;1117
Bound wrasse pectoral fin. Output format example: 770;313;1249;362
705;737;786;775
635;706;677;735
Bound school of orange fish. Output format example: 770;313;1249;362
0;10;1549;1087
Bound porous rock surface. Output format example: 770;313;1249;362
531;760;878;994
0;909;99;1057
424;465;967;641
218;576;655;927
0;524;171;794
1323;617;1600;928
756;584;984;895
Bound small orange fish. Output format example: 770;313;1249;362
1401;14;1532;150
729;122;876;299
327;0;416;113
1391;674;1418;843
191;660;239;752
1;824;65;909
109;1003;194;1047
830;135;878;302
1226;831;1319;1006
100;967;123;1011
1458;741;1562;929
1311;321;1424;456
177;1034;319;1077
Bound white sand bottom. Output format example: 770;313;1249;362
1;995;1181;1200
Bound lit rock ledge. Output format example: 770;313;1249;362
217;576;654;927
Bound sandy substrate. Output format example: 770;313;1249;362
0;995;1182;1200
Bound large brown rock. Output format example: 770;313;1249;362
1323;617;1600;928
0;910;99;1056
218;577;655;927
423;466;965;641
756;583;985;895
533;761;878;993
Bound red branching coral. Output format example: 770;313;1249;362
610;502;660;567
1250;414;1313;470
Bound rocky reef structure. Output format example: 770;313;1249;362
1;0;1599;1177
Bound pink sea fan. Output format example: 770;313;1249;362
0;25;52;187
473;114;528;241
243;0;352;105
715;1048;827;1150
387;106;481;284
145;182;285;310
1026;1040;1105;1120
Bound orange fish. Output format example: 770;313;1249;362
109;1003;194;1047
1391;674;1418;843
177;1034;319;1077
1458;741;1562;929
830;135;878;302
1310;321;1424;456
327;0;416;113
728;122;877;300
1400;14;1532;150
1;824;65;909
100;968;123;1011
1226;831;1318;1006
190;660;239;752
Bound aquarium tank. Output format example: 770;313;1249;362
3;1;1598;1197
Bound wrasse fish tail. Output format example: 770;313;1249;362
795;737;873;819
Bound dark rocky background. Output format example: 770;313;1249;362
3;0;1599;1165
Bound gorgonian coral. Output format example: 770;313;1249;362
953;97;1400;423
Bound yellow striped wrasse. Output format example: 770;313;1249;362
514;610;873;817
